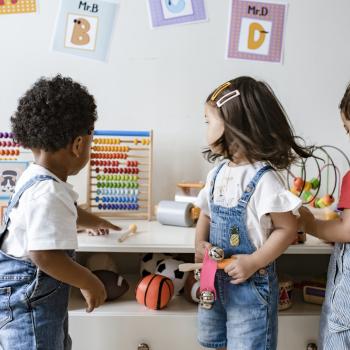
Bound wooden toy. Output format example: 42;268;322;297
118;224;138;242
288;145;350;221
0;132;20;161
179;257;236;272
87;130;153;220
135;274;174;310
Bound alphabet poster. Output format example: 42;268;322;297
0;0;37;15
227;0;287;63
148;0;207;28
52;0;119;62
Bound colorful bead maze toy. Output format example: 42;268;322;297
0;132;20;161
87;130;153;220
287;145;350;220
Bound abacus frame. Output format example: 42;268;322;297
86;130;153;220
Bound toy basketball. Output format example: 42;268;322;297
183;271;200;304
135;274;174;310
93;270;129;301
278;280;294;310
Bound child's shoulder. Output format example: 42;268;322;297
15;164;78;203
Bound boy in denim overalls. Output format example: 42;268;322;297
0;75;120;350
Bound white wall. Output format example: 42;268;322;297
1;0;349;205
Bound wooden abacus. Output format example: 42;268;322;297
87;130;153;220
0;132;20;161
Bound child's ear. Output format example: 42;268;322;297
71;136;83;158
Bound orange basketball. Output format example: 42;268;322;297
135;274;174;310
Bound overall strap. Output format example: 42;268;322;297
237;165;273;209
3;175;57;226
209;162;226;203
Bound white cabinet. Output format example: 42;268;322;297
69;220;331;350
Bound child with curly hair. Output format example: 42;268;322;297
0;75;120;350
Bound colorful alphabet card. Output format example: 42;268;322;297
0;0;37;15
227;0;287;63
52;0;119;62
148;0;207;28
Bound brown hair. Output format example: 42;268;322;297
204;76;312;170
340;82;350;120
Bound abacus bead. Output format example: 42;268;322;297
95;197;99;202
4;132;9;138
98;204;103;210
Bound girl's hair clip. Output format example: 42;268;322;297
216;90;240;108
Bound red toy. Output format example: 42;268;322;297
135;274;174;310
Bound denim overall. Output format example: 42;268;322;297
0;175;73;350
319;243;350;349
198;164;279;350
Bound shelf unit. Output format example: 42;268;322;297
69;220;332;350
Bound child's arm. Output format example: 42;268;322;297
299;206;350;242
77;207;121;235
225;211;297;284
29;250;106;312
194;211;212;263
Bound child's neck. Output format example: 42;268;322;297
32;149;70;182
228;155;250;167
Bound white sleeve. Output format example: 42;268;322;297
253;171;302;222
25;191;78;251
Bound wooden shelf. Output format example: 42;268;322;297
77;220;333;255
284;235;333;255
69;274;197;318
69;275;322;318
77;220;195;253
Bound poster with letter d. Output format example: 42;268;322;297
52;0;119;62
227;0;288;63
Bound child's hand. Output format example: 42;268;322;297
87;218;121;236
195;241;212;263
80;274;107;312
298;206;316;234
224;254;259;284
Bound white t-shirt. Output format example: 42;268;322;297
1;164;79;259
195;161;302;249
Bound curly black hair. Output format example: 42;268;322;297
11;74;97;152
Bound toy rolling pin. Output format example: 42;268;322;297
118;224;137;242
179;257;236;272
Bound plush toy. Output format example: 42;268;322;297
155;258;188;295
139;253;173;277
93;270;129;301
86;253;129;301
86;253;118;274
